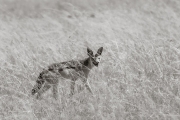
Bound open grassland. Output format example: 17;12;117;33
0;0;180;119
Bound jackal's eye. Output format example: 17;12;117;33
95;54;98;57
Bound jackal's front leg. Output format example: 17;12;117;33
85;81;93;94
83;79;93;94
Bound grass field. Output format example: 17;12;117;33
0;0;180;119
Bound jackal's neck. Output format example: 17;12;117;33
80;57;94;71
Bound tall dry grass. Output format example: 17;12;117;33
0;0;180;119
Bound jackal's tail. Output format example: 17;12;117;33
31;70;48;95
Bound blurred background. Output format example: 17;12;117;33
0;0;180;120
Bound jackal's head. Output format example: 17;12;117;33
87;47;103;67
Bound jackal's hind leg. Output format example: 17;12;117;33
53;85;58;100
70;81;75;96
36;83;51;99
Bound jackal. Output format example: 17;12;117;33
31;47;103;99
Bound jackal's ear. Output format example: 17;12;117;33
97;47;103;55
87;47;93;56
